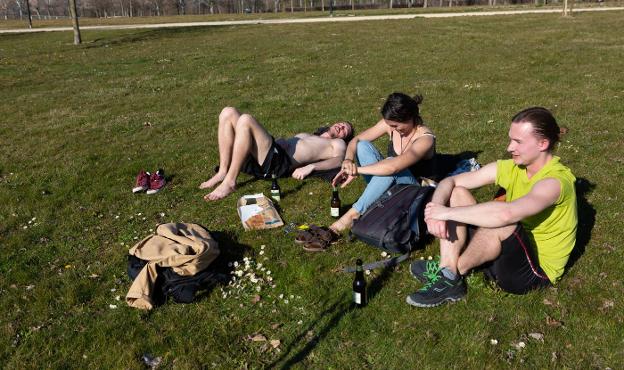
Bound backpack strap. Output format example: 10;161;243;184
342;250;411;273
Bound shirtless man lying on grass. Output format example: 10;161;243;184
201;107;354;201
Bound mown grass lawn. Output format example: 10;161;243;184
1;10;623;369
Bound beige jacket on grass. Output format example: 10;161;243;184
126;223;220;310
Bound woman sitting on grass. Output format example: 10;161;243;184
330;92;437;232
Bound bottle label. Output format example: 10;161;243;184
271;190;280;201
353;292;361;304
331;207;339;217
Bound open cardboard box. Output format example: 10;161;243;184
237;193;284;230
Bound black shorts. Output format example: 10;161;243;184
483;224;551;294
241;137;292;180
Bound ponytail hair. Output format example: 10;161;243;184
512;107;567;151
381;92;423;125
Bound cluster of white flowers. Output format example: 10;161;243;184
463;82;482;89
22;217;38;230
220;246;305;308
221;251;275;300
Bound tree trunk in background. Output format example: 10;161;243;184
321;0;324;11
423;0;427;8
563;0;571;16
34;4;41;19
25;0;32;27
290;0;293;12
351;0;354;11
15;0;22;19
389;0;392;8
68;0;81;44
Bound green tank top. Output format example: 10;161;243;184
495;157;577;283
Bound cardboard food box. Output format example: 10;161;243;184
237;193;284;230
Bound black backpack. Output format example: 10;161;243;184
347;184;434;271
127;255;227;306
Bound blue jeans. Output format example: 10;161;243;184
352;141;418;214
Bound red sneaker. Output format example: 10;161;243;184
132;170;150;193
146;169;166;194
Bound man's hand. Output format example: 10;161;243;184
424;202;451;239
425;219;448;239
425;202;451;221
291;165;315;180
332;170;357;188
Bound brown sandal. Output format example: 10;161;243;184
295;229;317;245
302;238;329;252
308;225;340;245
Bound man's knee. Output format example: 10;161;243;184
449;186;476;207
220;106;239;121
235;114;258;131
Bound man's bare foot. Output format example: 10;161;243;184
199;173;226;189
204;181;236;201
329;208;360;233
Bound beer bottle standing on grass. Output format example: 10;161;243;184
270;174;281;202
353;259;367;308
330;186;341;218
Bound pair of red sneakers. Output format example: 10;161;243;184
133;169;166;194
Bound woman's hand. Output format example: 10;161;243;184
332;170;357;188
341;159;358;176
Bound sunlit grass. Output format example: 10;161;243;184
1;10;623;368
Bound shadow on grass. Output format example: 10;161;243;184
435;150;483;179
208;230;252;274
565;177;596;271
193;230;252;301
280;181;305;199
270;267;393;369
84;26;230;49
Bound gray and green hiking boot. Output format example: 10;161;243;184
410;258;441;284
406;268;467;308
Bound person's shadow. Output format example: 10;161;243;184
269;266;394;369
565;177;596;271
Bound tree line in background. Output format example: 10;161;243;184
0;0;606;19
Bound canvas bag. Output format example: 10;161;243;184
346;184;434;271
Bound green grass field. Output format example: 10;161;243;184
1;10;623;369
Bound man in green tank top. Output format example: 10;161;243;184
406;107;577;308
